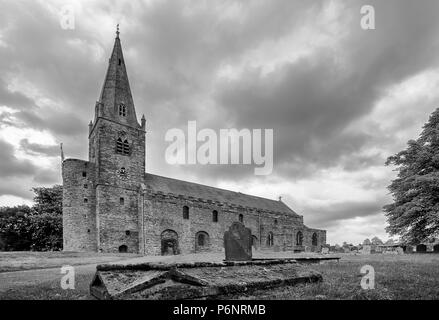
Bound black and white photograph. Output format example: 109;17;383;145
0;0;438;307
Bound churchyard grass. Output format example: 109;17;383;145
0;252;437;300
0;251;140;273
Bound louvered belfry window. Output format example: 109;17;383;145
123;139;130;155
119;103;126;116
116;138;124;154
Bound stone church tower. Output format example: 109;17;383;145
63;28;146;252
62;29;326;255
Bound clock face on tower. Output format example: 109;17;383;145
117;167;128;179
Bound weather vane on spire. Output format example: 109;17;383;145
116;23;120;38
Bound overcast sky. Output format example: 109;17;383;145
1;0;439;245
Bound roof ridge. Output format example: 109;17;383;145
144;172;298;215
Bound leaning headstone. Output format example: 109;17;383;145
321;247;329;254
224;222;252;261
305;246;311;253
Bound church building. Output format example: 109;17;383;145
62;30;326;255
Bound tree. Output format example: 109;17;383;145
0;186;62;251
385;238;395;245
363;238;371;245
32;185;62;216
384;108;439;244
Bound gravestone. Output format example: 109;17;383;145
321;247;329;254
396;247;404;255
224;222;252;261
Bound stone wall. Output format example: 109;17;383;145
62;159;97;251
140;190;326;255
96;184;140;253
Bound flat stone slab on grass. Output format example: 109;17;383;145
90;259;323;300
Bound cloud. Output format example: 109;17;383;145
1;0;439;244
0;139;37;178
19;138;59;157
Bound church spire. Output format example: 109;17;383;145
97;26;140;128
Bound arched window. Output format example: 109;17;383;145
119;103;126;116
238;214;243;223
296;231;303;246
116;138;130;155
183;206;189;219
312;233;318;246
274;219;278;226
118;245;128;253
212;210;218;222
266;232;274;247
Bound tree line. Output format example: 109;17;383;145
0;185;62;251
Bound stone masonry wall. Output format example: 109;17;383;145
140;190;326;255
62;159;97;251
96;184;140;253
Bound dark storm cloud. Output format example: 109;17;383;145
214;0;439;180
1;0;439;210
0;139;37;178
33;168;61;184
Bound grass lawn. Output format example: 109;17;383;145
0;252;438;300
229;254;439;300
0;251;140;273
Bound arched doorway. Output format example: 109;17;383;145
118;245;128;253
312;233;318;246
416;244;427;253
195;231;210;252
161;229;179;255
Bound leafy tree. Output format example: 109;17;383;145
0;186;62;251
385;238;395;245
384;108;439;244
32;185;62;216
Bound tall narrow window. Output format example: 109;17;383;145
120;197;125;205
267;232;274;247
296;231;303;246
312;233;318;246
238;214;243;223
119;103;126;117
123;139;130;155
212;210;218;222
116;138;123;154
183;206;189;219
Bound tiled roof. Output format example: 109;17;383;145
144;173;299;216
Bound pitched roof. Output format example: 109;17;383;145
144;173;299;216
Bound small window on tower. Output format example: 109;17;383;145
120;197;125;205
119;103;126;117
118;59;122;66
84;184;88;189
82;171;87;178
84;198;88;204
